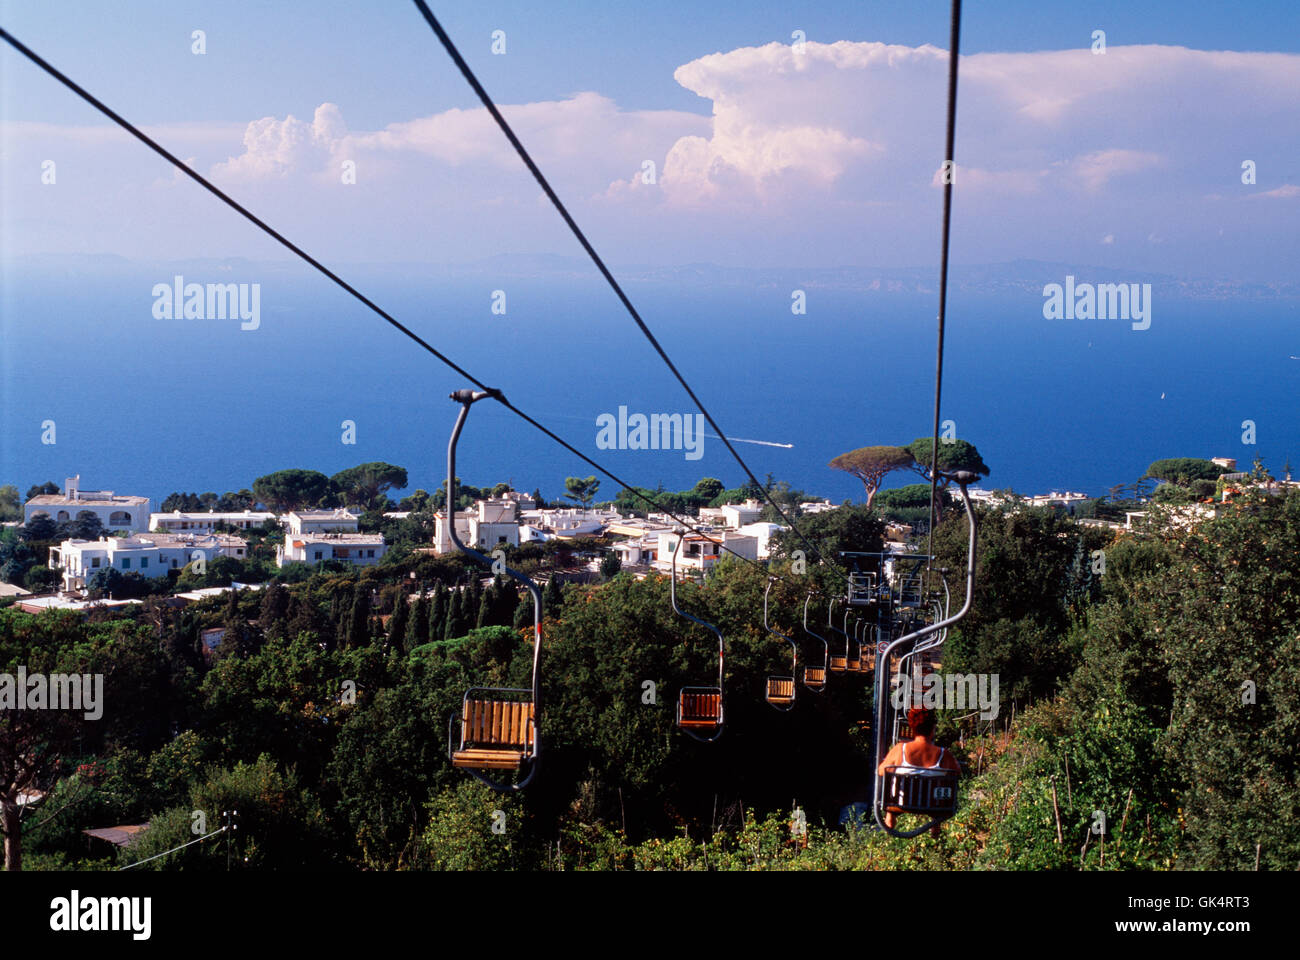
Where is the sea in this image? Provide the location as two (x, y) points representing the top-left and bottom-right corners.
(2, 255), (1297, 508)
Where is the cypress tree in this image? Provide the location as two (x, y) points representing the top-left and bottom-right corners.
(512, 596), (531, 631)
(408, 594), (430, 653)
(492, 575), (516, 626)
(544, 575), (564, 613)
(476, 584), (493, 629)
(387, 588), (409, 648)
(445, 587), (468, 640)
(286, 594), (327, 645)
(348, 584), (370, 648)
(467, 576), (483, 620)
(258, 582), (290, 638)
(430, 581), (448, 641)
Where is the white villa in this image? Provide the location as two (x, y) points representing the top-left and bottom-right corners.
(276, 509), (386, 567)
(737, 521), (787, 560)
(611, 532), (660, 568)
(25, 476), (152, 533)
(605, 517), (674, 538)
(283, 509), (361, 536)
(50, 533), (247, 592)
(277, 532), (386, 568)
(654, 529), (759, 576)
(151, 509), (276, 533)
(799, 499), (838, 515)
(519, 506), (616, 542)
(433, 499), (521, 555)
(698, 499), (764, 529)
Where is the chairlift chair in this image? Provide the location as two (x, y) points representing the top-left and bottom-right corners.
(844, 611), (862, 673)
(444, 389), (541, 791)
(763, 579), (797, 711)
(670, 537), (724, 741)
(801, 594), (828, 691)
(873, 471), (981, 838)
(846, 569), (877, 606)
(827, 598), (849, 672)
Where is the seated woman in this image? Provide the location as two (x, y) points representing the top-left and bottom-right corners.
(876, 706), (961, 837)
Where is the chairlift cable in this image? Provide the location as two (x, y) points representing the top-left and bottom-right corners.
(409, 0), (842, 583)
(926, 0), (963, 567)
(0, 27), (829, 590)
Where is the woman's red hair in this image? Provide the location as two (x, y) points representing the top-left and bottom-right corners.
(907, 707), (936, 737)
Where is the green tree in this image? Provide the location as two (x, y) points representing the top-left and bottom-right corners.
(828, 446), (914, 509)
(430, 582), (448, 642)
(24, 481), (58, 501)
(693, 478), (725, 502)
(252, 469), (332, 512)
(600, 551), (622, 581)
(544, 576), (564, 614)
(0, 485), (20, 522)
(1144, 457), (1228, 485)
(408, 594), (431, 654)
(906, 437), (991, 484)
(444, 588), (470, 640)
(20, 514), (57, 542)
(331, 462), (409, 512)
(348, 585), (372, 648)
(387, 590), (410, 648)
(564, 476), (601, 511)
(258, 582), (291, 639)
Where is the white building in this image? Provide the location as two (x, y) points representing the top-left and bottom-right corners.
(605, 517), (674, 538)
(737, 521), (787, 560)
(519, 506), (615, 542)
(799, 499), (838, 515)
(50, 533), (247, 592)
(433, 499), (521, 554)
(150, 509), (275, 533)
(283, 509), (360, 536)
(25, 476), (152, 533)
(277, 532), (386, 568)
(699, 499), (763, 530)
(611, 533), (660, 567)
(501, 490), (537, 511)
(654, 530), (759, 576)
(1024, 490), (1091, 509)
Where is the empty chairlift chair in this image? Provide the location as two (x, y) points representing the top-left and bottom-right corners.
(762, 579), (797, 711)
(847, 569), (877, 606)
(845, 611), (862, 673)
(801, 594), (828, 692)
(827, 598), (850, 672)
(443, 388), (542, 791)
(670, 538), (725, 741)
(858, 620), (877, 672)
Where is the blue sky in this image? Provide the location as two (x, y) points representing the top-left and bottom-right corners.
(4, 1), (1299, 277)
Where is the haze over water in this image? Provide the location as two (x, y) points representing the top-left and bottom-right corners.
(3, 258), (1296, 507)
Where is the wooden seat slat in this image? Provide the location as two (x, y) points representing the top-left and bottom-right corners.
(460, 699), (535, 750)
(678, 691), (722, 726)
